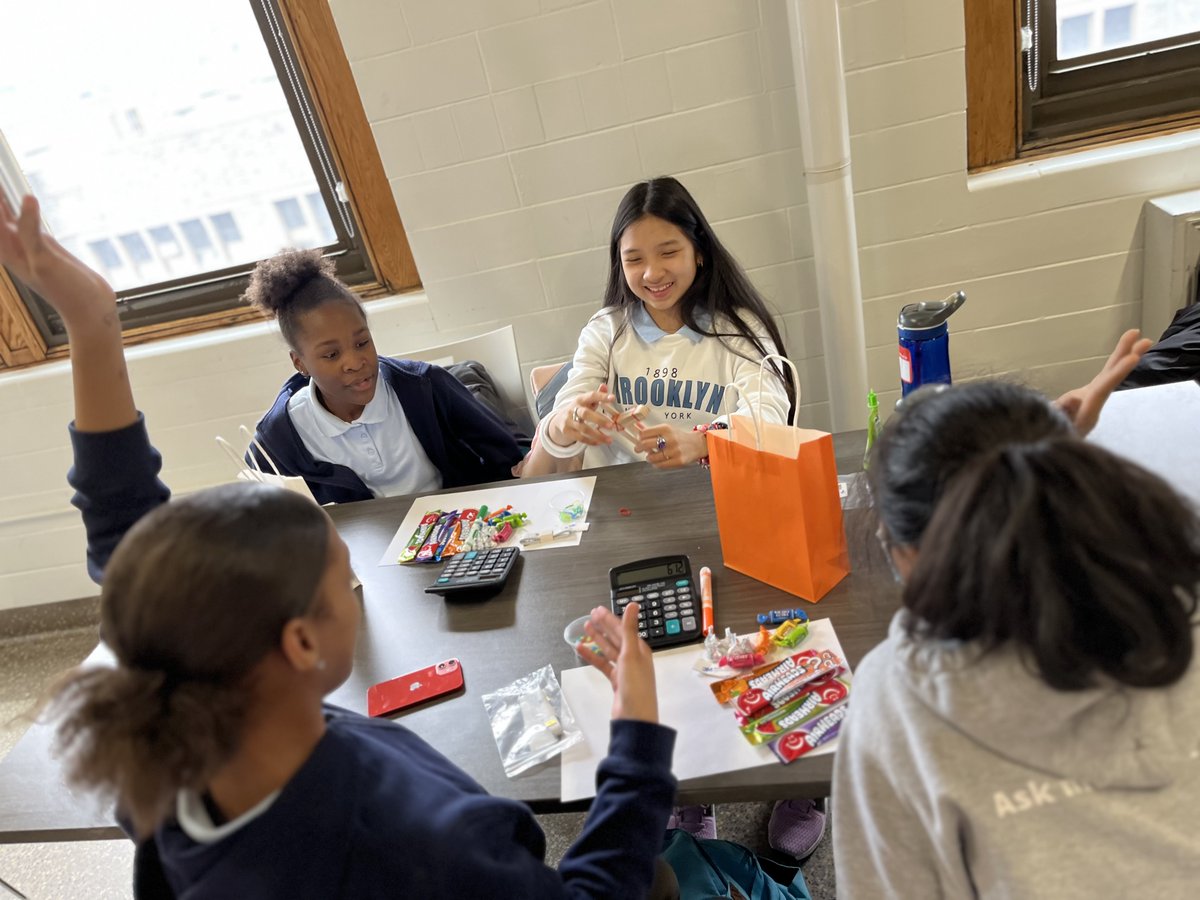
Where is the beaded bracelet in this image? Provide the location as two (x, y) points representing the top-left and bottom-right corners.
(693, 421), (729, 468)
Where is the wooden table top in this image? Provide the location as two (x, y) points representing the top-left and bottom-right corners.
(0, 430), (900, 843)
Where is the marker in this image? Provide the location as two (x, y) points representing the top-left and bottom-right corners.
(699, 566), (714, 635)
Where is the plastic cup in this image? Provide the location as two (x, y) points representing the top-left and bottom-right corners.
(550, 489), (587, 524)
(564, 614), (602, 659)
(563, 615), (590, 649)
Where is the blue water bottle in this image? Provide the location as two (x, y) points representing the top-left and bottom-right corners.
(897, 291), (966, 398)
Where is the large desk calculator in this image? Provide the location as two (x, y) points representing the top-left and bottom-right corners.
(609, 555), (704, 650)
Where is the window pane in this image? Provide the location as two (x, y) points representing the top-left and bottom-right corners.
(0, 0), (344, 295)
(1058, 0), (1200, 60)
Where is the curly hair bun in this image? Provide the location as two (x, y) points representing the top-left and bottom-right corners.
(244, 248), (338, 318)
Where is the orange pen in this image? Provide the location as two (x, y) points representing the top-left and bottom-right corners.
(699, 566), (714, 635)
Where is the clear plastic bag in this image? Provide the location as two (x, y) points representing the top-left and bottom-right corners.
(481, 664), (584, 777)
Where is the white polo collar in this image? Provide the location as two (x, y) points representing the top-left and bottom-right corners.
(630, 303), (710, 345)
(307, 364), (389, 437)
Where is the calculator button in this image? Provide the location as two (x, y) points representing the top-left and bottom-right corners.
(638, 629), (648, 639)
(648, 617), (663, 628)
(662, 604), (677, 613)
(665, 619), (681, 635)
(675, 579), (689, 587)
(681, 616), (697, 631)
(661, 589), (675, 597)
(650, 626), (665, 637)
(664, 611), (678, 619)
(437, 577), (451, 584)
(677, 589), (692, 599)
(464, 551), (477, 559)
(631, 594), (645, 603)
(645, 591), (660, 600)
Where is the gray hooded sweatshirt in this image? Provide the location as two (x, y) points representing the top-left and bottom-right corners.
(833, 612), (1200, 899)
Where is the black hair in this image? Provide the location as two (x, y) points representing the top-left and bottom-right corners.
(870, 381), (1199, 690)
(244, 248), (364, 350)
(47, 483), (331, 836)
(602, 176), (796, 419)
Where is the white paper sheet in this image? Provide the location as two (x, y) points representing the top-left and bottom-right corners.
(559, 618), (851, 801)
(1088, 380), (1200, 506)
(378, 476), (597, 566)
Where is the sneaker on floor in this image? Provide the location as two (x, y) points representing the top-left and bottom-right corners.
(667, 804), (717, 841)
(767, 799), (826, 859)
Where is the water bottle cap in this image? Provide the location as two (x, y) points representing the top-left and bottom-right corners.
(898, 291), (966, 329)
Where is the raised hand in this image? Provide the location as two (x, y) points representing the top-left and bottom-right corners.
(0, 195), (117, 327)
(0, 194), (134, 431)
(1054, 329), (1152, 437)
(575, 603), (659, 723)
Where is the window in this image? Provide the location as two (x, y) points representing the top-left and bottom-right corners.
(966, 1), (1200, 169)
(210, 212), (242, 245)
(118, 233), (153, 266)
(0, 0), (418, 370)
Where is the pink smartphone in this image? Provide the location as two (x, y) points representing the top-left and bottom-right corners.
(367, 658), (464, 717)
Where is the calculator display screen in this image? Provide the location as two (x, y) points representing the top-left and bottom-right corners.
(615, 560), (687, 587)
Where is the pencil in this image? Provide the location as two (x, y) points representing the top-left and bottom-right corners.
(699, 566), (714, 635)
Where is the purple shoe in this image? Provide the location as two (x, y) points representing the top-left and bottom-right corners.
(767, 799), (826, 859)
(667, 804), (717, 841)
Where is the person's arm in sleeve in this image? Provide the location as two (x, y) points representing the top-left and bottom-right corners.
(537, 314), (623, 459)
(418, 719), (675, 899)
(1, 195), (169, 583)
(832, 681), (972, 900)
(422, 604), (675, 899)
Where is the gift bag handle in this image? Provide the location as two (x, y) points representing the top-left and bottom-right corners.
(215, 427), (286, 482)
(238, 425), (286, 478)
(215, 435), (260, 482)
(714, 354), (804, 451)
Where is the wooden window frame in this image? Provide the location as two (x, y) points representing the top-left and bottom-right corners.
(0, 0), (419, 371)
(966, 0), (1200, 172)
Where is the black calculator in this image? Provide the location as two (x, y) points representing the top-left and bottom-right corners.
(424, 546), (520, 598)
(609, 555), (704, 649)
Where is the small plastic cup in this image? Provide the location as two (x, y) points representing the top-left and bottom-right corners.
(564, 614), (601, 659)
(550, 489), (587, 524)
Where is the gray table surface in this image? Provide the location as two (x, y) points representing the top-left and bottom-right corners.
(0, 429), (898, 843)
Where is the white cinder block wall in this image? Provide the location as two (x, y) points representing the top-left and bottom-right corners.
(4, 0), (1200, 610)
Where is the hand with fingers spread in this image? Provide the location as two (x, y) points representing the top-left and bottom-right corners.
(633, 422), (707, 469)
(1054, 329), (1153, 438)
(574, 603), (659, 723)
(549, 383), (620, 447)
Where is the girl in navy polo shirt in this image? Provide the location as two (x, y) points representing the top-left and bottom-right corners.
(247, 249), (523, 504)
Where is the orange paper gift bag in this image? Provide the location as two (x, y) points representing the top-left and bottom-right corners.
(706, 357), (849, 601)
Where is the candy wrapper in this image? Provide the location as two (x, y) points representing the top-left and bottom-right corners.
(481, 664), (583, 778)
(734, 650), (842, 720)
(693, 623), (810, 678)
(709, 648), (839, 706)
(769, 704), (849, 764)
(400, 510), (443, 564)
(738, 674), (851, 741)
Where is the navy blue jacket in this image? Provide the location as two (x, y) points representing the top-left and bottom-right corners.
(252, 357), (524, 504)
(66, 417), (676, 899)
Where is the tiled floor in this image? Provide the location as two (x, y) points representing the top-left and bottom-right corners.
(0, 619), (835, 899)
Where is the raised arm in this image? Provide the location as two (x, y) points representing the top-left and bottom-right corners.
(1, 195), (167, 580)
(1054, 329), (1152, 437)
(0, 196), (135, 431)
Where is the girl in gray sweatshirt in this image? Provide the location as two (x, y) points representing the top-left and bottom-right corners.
(834, 380), (1200, 899)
